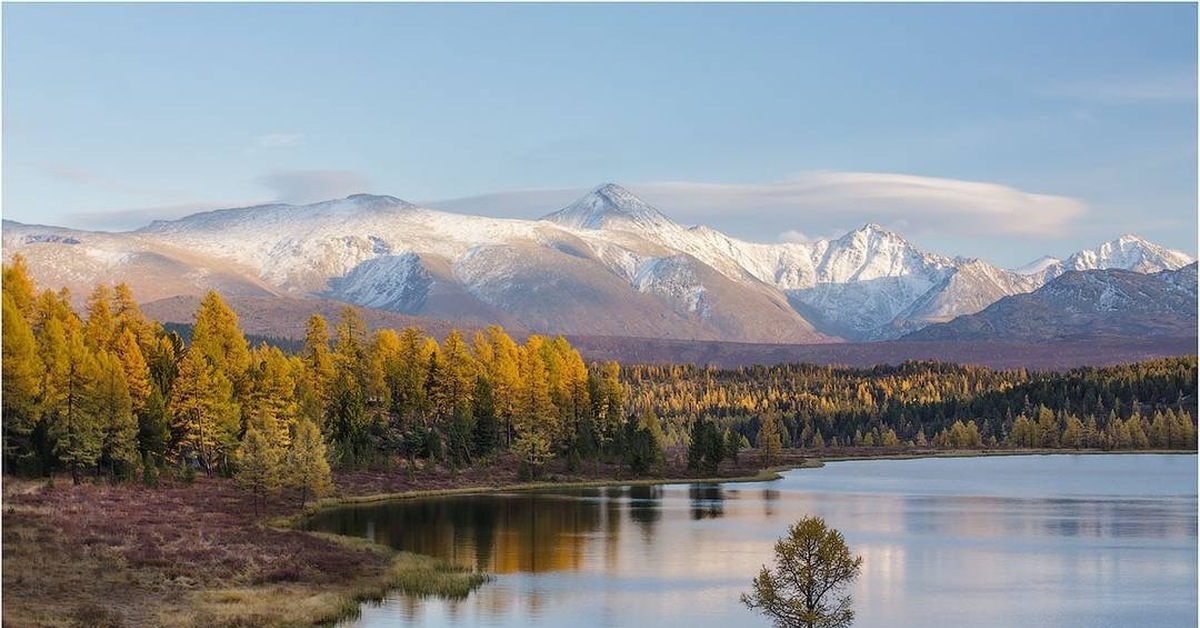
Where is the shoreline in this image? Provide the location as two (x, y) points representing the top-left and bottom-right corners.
(4, 449), (1193, 627)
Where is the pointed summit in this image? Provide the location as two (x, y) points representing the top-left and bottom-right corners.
(541, 183), (678, 232)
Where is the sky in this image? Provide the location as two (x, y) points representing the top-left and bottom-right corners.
(2, 3), (1196, 268)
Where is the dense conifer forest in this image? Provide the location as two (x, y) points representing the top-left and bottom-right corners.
(3, 254), (1195, 497)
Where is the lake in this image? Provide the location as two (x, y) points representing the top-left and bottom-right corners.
(306, 454), (1198, 627)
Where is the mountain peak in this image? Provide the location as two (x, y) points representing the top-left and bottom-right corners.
(541, 183), (677, 232)
(1066, 233), (1194, 274)
(343, 193), (413, 207)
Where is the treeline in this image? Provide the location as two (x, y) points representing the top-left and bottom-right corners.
(624, 359), (1198, 452)
(4, 254), (1195, 498)
(1, 256), (649, 496)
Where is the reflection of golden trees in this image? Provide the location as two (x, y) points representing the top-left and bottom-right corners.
(311, 494), (608, 574)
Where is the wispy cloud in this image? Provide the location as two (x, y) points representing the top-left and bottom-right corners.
(253, 133), (305, 148)
(1046, 69), (1197, 105)
(255, 169), (371, 204)
(426, 172), (1088, 240)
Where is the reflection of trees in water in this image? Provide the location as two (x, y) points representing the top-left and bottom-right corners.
(308, 494), (605, 573)
(605, 488), (623, 571)
(762, 488), (780, 517)
(627, 485), (663, 543)
(689, 484), (725, 520)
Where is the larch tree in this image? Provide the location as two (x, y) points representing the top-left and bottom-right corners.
(742, 516), (864, 628)
(2, 253), (37, 317)
(93, 350), (139, 478)
(83, 284), (117, 352)
(287, 418), (333, 508)
(300, 313), (336, 422)
(168, 349), (239, 474)
(45, 324), (102, 484)
(759, 411), (784, 467)
(236, 424), (283, 515)
(2, 291), (44, 473)
(190, 290), (251, 395)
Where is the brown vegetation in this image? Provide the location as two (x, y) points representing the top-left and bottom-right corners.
(1, 448), (792, 628)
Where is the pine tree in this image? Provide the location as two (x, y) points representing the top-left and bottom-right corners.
(471, 376), (500, 457)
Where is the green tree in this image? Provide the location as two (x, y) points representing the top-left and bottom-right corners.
(93, 350), (139, 479)
(724, 428), (743, 468)
(688, 418), (725, 475)
(741, 516), (864, 628)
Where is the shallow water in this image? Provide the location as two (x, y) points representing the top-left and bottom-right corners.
(306, 454), (1198, 627)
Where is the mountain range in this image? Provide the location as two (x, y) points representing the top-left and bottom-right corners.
(2, 183), (1194, 345)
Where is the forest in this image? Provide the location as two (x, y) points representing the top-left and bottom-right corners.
(2, 253), (1196, 499)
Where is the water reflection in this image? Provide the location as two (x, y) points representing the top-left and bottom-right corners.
(312, 455), (1197, 628)
(688, 484), (725, 520)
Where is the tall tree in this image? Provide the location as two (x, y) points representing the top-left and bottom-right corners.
(237, 425), (283, 515)
(45, 325), (102, 484)
(287, 418), (333, 508)
(2, 253), (37, 317)
(92, 350), (139, 479)
(759, 411), (784, 467)
(2, 292), (44, 473)
(168, 349), (239, 474)
(190, 290), (251, 393)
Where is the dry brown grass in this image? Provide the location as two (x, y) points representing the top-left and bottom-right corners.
(1, 476), (395, 627)
(1, 451), (795, 627)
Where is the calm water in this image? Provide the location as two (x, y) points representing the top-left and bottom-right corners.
(307, 455), (1198, 627)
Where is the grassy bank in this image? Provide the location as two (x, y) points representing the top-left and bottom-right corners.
(8, 448), (1177, 626)
(2, 451), (812, 627)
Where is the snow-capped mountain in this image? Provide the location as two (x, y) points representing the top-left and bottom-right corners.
(1014, 235), (1193, 284)
(3, 183), (1194, 343)
(906, 264), (1198, 342)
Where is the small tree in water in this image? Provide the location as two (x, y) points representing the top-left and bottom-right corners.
(741, 516), (863, 628)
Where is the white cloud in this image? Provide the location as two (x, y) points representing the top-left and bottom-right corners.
(255, 170), (371, 204)
(659, 171), (1087, 238)
(253, 133), (305, 148)
(428, 172), (1087, 240)
(779, 229), (811, 243)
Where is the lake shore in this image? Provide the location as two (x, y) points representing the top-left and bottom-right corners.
(2, 447), (1189, 627)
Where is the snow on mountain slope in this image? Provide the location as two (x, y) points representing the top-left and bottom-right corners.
(1063, 234), (1193, 274)
(905, 263), (1198, 342)
(3, 184), (1193, 343)
(1015, 255), (1062, 277)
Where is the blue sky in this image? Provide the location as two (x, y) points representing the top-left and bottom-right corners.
(3, 3), (1196, 267)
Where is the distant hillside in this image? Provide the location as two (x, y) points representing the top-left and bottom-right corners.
(904, 264), (1198, 342)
